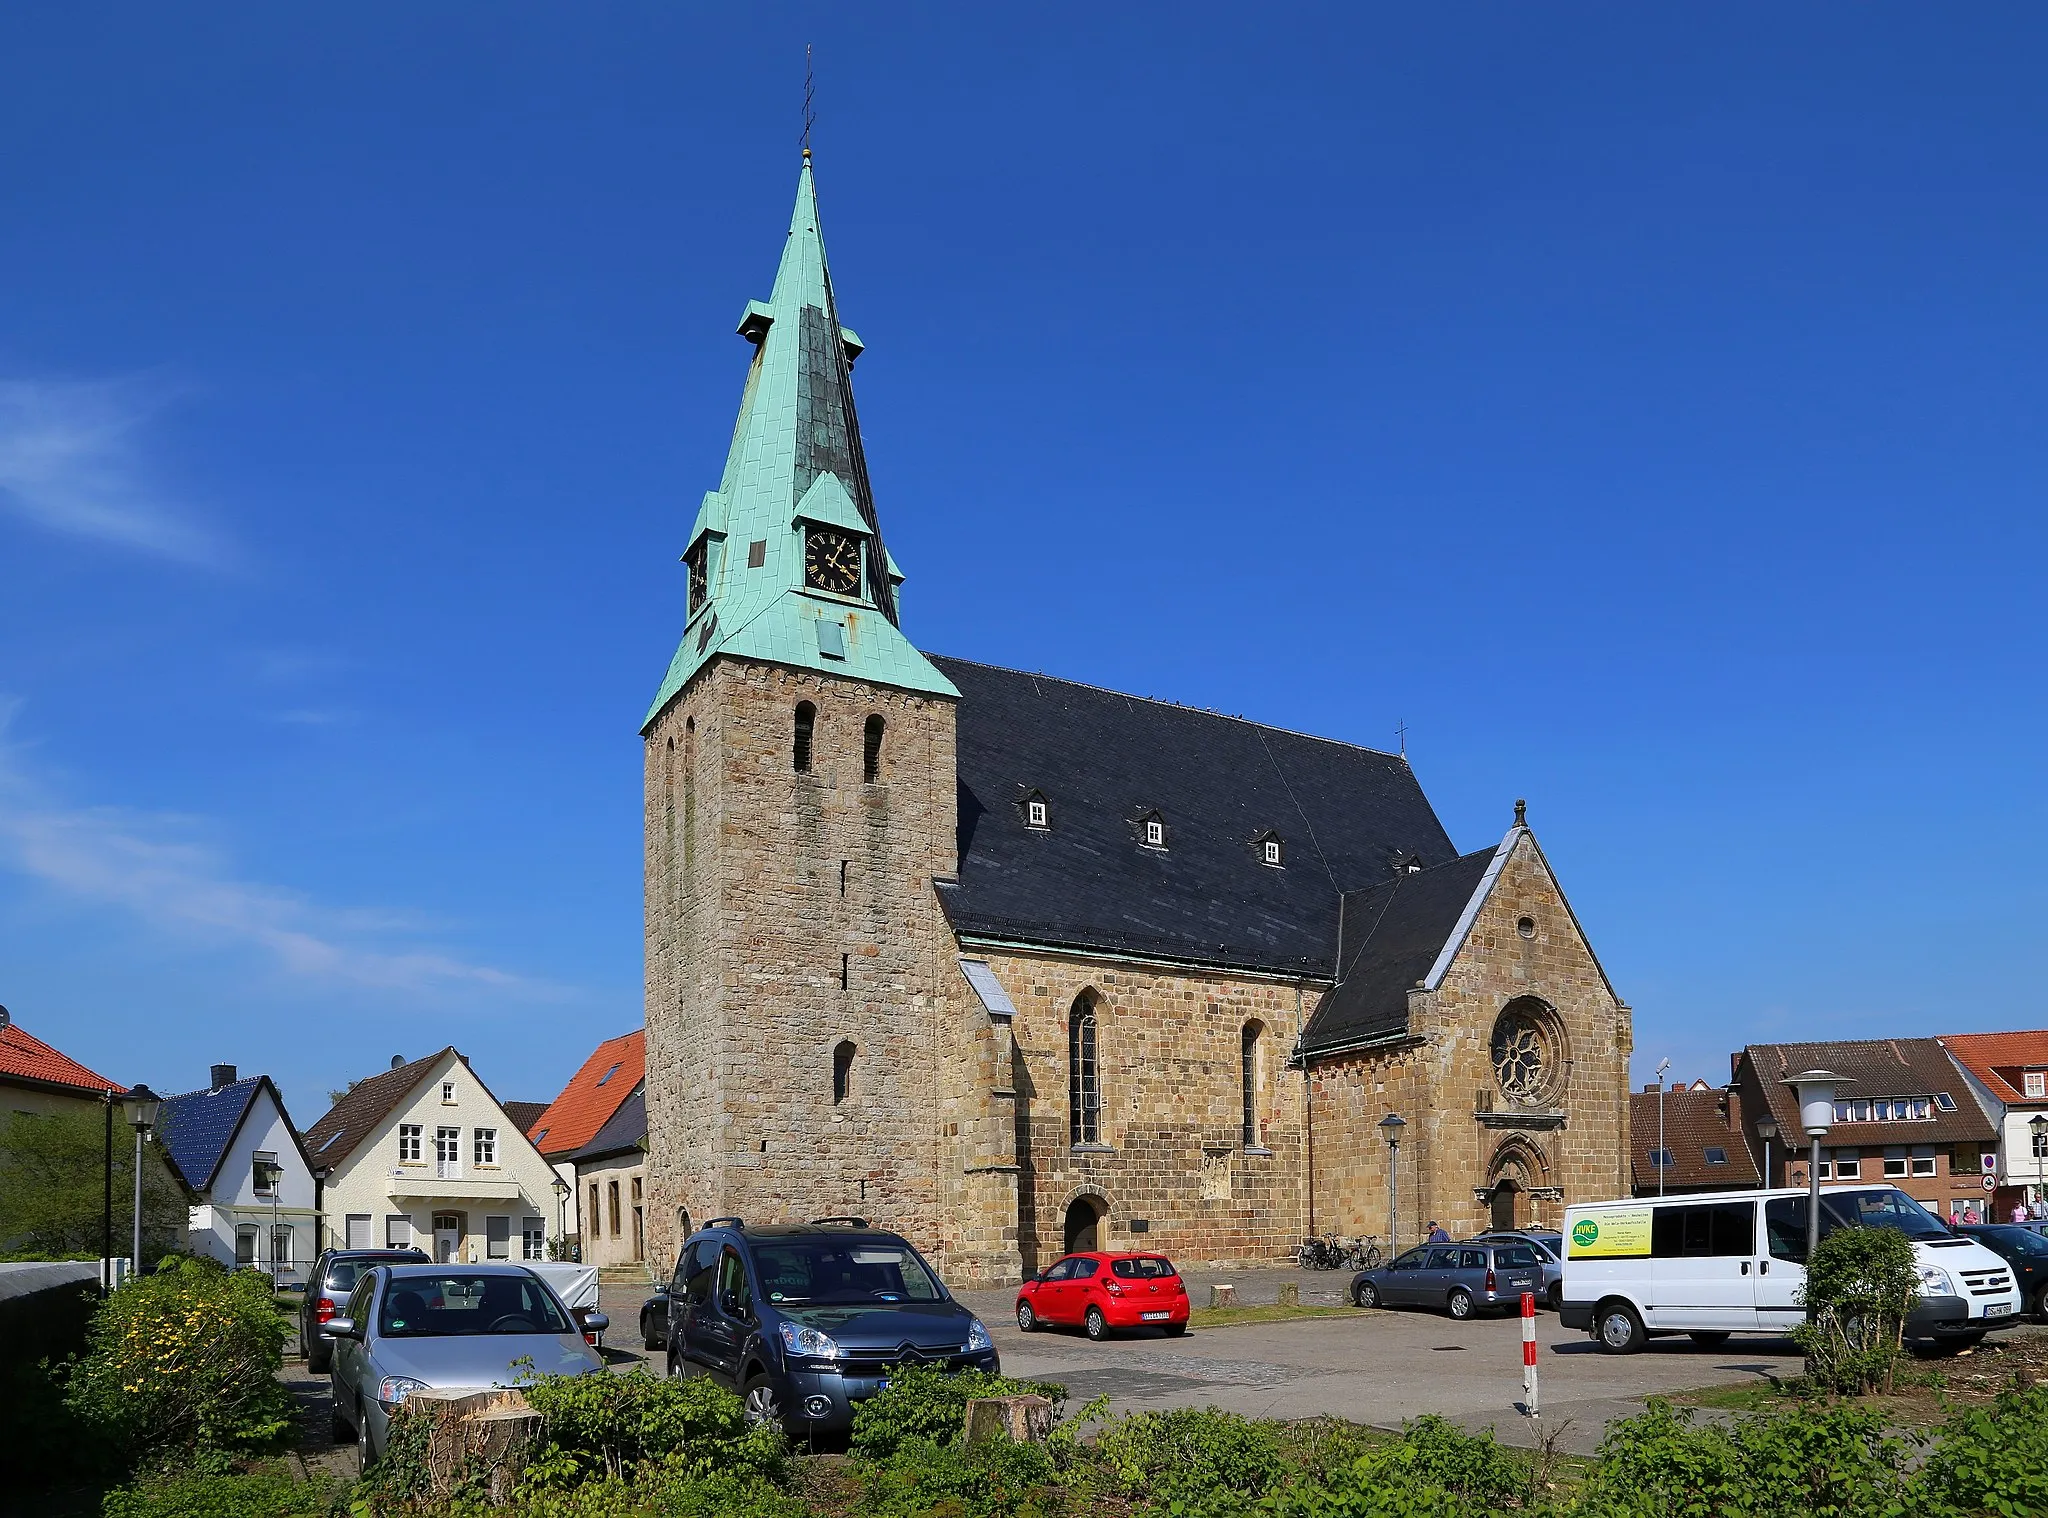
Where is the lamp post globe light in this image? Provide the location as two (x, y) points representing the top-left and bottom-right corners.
(1654, 1058), (1672, 1198)
(1378, 1114), (1406, 1253)
(1783, 1070), (1849, 1265)
(1754, 1116), (1778, 1192)
(2030, 1114), (2047, 1213)
(255, 1158), (286, 1292)
(125, 1083), (162, 1275)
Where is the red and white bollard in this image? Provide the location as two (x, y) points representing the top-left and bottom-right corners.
(1520, 1291), (1539, 1419)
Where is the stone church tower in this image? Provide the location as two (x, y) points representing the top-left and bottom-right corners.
(642, 156), (1631, 1286)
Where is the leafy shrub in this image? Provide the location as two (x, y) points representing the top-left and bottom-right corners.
(1574, 1396), (1910, 1517)
(519, 1368), (785, 1487)
(65, 1255), (296, 1466)
(1092, 1406), (1286, 1510)
(855, 1433), (1064, 1517)
(100, 1465), (346, 1518)
(848, 1364), (1067, 1460)
(1266, 1416), (1534, 1518)
(1794, 1225), (1919, 1394)
(1910, 1384), (2048, 1518)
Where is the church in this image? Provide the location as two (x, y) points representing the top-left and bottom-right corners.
(641, 155), (1632, 1286)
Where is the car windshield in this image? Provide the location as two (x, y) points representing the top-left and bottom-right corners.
(377, 1272), (572, 1337)
(1495, 1246), (1538, 1268)
(1111, 1256), (1177, 1279)
(1822, 1188), (1952, 1240)
(752, 1238), (945, 1305)
(1980, 1226), (2048, 1256)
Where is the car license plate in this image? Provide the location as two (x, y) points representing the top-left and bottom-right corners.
(1141, 1310), (1169, 1321)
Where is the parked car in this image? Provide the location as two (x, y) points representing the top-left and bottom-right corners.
(1472, 1230), (1564, 1310)
(325, 1263), (607, 1472)
(1350, 1240), (1544, 1319)
(1015, 1251), (1190, 1340)
(1955, 1224), (2048, 1320)
(299, 1247), (427, 1371)
(652, 1216), (996, 1436)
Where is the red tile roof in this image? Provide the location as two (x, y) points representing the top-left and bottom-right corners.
(529, 1030), (644, 1160)
(0, 1020), (123, 1095)
(1940, 1031), (2048, 1106)
(1628, 1087), (1762, 1192)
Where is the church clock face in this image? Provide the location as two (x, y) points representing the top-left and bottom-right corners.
(804, 529), (862, 595)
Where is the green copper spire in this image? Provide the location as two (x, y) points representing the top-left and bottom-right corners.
(643, 157), (958, 730)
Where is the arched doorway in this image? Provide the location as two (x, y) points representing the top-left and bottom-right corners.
(1490, 1179), (1522, 1232)
(1063, 1194), (1106, 1254)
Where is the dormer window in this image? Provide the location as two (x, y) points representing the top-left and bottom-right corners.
(1253, 831), (1284, 867)
(2027, 1071), (2046, 1098)
(1141, 814), (1167, 850)
(1020, 790), (1049, 830)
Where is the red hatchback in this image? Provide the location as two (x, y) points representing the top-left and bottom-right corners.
(1015, 1252), (1190, 1340)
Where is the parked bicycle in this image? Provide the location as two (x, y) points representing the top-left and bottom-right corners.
(1297, 1234), (1384, 1271)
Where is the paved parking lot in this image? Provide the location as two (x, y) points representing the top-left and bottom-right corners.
(599, 1269), (1807, 1454)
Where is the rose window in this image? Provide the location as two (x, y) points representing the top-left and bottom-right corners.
(1491, 1015), (1547, 1102)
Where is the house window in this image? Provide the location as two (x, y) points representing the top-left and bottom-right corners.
(1647, 1149), (1675, 1170)
(1069, 995), (1101, 1147)
(1143, 818), (1166, 849)
(271, 1225), (294, 1270)
(589, 1184), (601, 1237)
(442, 1080), (457, 1104)
(2027, 1072), (2046, 1098)
(794, 702), (816, 773)
(1835, 1151), (1861, 1179)
(474, 1127), (496, 1166)
(436, 1126), (461, 1175)
(1882, 1148), (1908, 1178)
(1241, 1022), (1263, 1148)
(252, 1150), (278, 1196)
(1909, 1096), (1931, 1120)
(596, 1063), (621, 1087)
(1262, 838), (1283, 867)
(2034, 1128), (2048, 1160)
(608, 1180), (622, 1236)
(386, 1215), (413, 1249)
(398, 1124), (423, 1163)
(1935, 1092), (1958, 1111)
(533, 1128), (549, 1147)
(522, 1219), (546, 1260)
(1910, 1147), (1937, 1177)
(1815, 1156), (1831, 1181)
(235, 1227), (258, 1266)
(832, 1041), (855, 1105)
(1026, 797), (1048, 829)
(486, 1216), (511, 1260)
(1704, 1147), (1728, 1166)
(344, 1214), (372, 1250)
(863, 715), (884, 783)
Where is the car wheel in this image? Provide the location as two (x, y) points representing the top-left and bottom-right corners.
(1017, 1301), (1038, 1332)
(1688, 1331), (1732, 1347)
(2033, 1285), (2048, 1324)
(356, 1403), (375, 1476)
(642, 1313), (663, 1351)
(307, 1339), (330, 1374)
(1354, 1280), (1382, 1310)
(665, 1343), (684, 1379)
(1084, 1306), (1109, 1341)
(1547, 1283), (1563, 1313)
(1596, 1300), (1646, 1354)
(328, 1392), (351, 1446)
(1446, 1288), (1474, 1321)
(1164, 1322), (1188, 1336)
(741, 1372), (785, 1431)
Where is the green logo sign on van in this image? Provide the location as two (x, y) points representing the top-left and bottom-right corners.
(1572, 1219), (1599, 1248)
(1568, 1207), (1654, 1257)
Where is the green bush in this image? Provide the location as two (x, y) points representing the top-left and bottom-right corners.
(100, 1466), (346, 1518)
(1794, 1225), (1919, 1395)
(847, 1364), (1068, 1460)
(519, 1368), (785, 1487)
(1910, 1384), (2048, 1518)
(1266, 1416), (1535, 1518)
(65, 1255), (296, 1467)
(1091, 1406), (1287, 1510)
(856, 1434), (1064, 1517)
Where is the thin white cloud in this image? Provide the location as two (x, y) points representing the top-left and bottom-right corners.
(0, 377), (229, 567)
(0, 708), (563, 1001)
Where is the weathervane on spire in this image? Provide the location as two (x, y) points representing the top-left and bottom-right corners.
(802, 43), (816, 160)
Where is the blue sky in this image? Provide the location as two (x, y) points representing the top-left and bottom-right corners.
(2, 6), (2045, 1123)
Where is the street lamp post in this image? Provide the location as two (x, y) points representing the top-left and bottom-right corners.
(101, 1086), (115, 1295)
(552, 1176), (572, 1260)
(1784, 1070), (1850, 1265)
(2030, 1114), (2047, 1215)
(312, 1165), (332, 1255)
(125, 1084), (162, 1275)
(256, 1158), (286, 1293)
(1654, 1059), (1671, 1198)
(1754, 1117), (1778, 1192)
(1378, 1114), (1407, 1253)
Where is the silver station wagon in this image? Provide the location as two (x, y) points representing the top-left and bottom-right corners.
(1350, 1240), (1545, 1319)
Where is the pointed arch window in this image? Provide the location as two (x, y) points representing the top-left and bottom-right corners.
(863, 715), (884, 783)
(832, 1041), (855, 1105)
(1241, 1021), (1264, 1148)
(1069, 995), (1101, 1147)
(793, 702), (816, 774)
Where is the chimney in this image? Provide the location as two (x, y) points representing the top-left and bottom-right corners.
(1671, 1082), (1686, 1093)
(1724, 1086), (1744, 1133)
(390, 1054), (405, 1070)
(1642, 1082), (1659, 1094)
(209, 1063), (237, 1091)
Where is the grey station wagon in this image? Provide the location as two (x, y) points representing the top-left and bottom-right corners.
(1351, 1240), (1545, 1319)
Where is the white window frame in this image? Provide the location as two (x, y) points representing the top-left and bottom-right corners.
(1815, 1156), (1832, 1180)
(1910, 1147), (1937, 1177)
(441, 1080), (457, 1104)
(344, 1213), (372, 1250)
(473, 1127), (497, 1166)
(486, 1215), (511, 1260)
(235, 1226), (258, 1266)
(1144, 819), (1165, 848)
(1262, 839), (1283, 866)
(398, 1124), (423, 1163)
(1835, 1152), (1860, 1178)
(1882, 1149), (1908, 1179)
(522, 1218), (546, 1260)
(251, 1149), (278, 1196)
(385, 1214), (413, 1249)
(2026, 1071), (2046, 1098)
(1027, 799), (1048, 828)
(435, 1125), (462, 1177)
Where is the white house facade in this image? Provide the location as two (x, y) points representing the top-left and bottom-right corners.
(303, 1048), (564, 1264)
(158, 1065), (317, 1286)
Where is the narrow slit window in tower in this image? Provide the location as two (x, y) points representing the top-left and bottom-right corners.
(863, 715), (884, 782)
(794, 702), (816, 773)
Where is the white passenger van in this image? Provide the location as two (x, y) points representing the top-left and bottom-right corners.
(1560, 1185), (2021, 1353)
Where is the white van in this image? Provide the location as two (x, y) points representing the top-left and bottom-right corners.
(1560, 1185), (2021, 1353)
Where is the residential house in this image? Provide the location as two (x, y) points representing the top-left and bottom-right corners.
(1628, 1081), (1761, 1196)
(1730, 1040), (1999, 1221)
(302, 1049), (562, 1264)
(157, 1063), (316, 1285)
(502, 1101), (549, 1137)
(527, 1030), (643, 1249)
(1939, 1031), (2048, 1216)
(1, 1011), (124, 1119)
(568, 1081), (647, 1269)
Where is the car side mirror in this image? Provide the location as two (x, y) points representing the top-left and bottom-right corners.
(582, 1311), (609, 1334)
(321, 1317), (359, 1340)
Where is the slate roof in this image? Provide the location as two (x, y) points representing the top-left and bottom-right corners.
(1938, 1031), (2048, 1107)
(0, 1020), (122, 1096)
(1298, 848), (1498, 1055)
(530, 1031), (645, 1160)
(1734, 1040), (1997, 1147)
(157, 1075), (309, 1194)
(1628, 1087), (1762, 1192)
(502, 1101), (549, 1135)
(568, 1083), (646, 1165)
(301, 1050), (455, 1166)
(933, 656), (1459, 978)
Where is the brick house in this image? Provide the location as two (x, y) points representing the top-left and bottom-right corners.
(1627, 1082), (1762, 1196)
(1938, 1031), (2048, 1216)
(639, 155), (1631, 1285)
(1730, 1040), (1999, 1222)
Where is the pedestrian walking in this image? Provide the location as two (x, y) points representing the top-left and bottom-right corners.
(1426, 1220), (1450, 1243)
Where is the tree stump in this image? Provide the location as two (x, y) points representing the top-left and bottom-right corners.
(1276, 1282), (1300, 1307)
(409, 1388), (543, 1503)
(1208, 1283), (1235, 1309)
(964, 1394), (1055, 1447)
